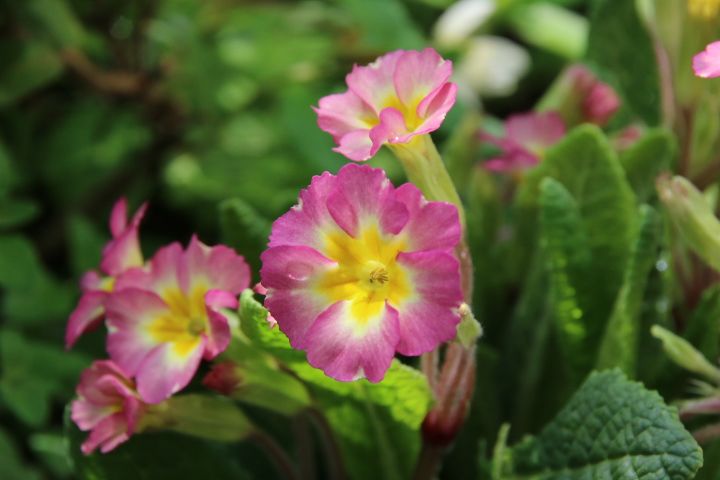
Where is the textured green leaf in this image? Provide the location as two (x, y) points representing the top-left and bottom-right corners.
(538, 178), (591, 376)
(586, 0), (660, 124)
(620, 129), (675, 202)
(521, 126), (637, 378)
(596, 205), (660, 376)
(507, 370), (703, 480)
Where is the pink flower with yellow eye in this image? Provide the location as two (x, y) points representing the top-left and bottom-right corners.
(105, 237), (250, 403)
(66, 198), (147, 348)
(693, 41), (720, 78)
(260, 164), (463, 382)
(314, 48), (457, 161)
(71, 360), (144, 455)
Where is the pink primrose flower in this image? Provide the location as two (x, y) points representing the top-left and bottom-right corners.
(481, 112), (566, 172)
(66, 198), (147, 348)
(314, 48), (457, 161)
(693, 41), (720, 78)
(105, 236), (251, 403)
(260, 164), (463, 382)
(71, 360), (144, 455)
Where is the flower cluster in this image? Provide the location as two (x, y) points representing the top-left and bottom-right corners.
(67, 199), (250, 452)
(260, 164), (464, 382)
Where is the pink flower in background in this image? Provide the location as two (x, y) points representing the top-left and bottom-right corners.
(582, 81), (620, 126)
(260, 164), (463, 382)
(314, 48), (457, 161)
(105, 237), (250, 403)
(693, 41), (720, 78)
(71, 360), (144, 455)
(66, 198), (147, 348)
(481, 112), (566, 172)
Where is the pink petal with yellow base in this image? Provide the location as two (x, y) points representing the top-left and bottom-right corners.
(315, 48), (457, 161)
(303, 301), (400, 382)
(261, 164), (463, 382)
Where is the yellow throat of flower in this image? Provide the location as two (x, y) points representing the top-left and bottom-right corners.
(689, 0), (720, 19)
(149, 285), (209, 355)
(316, 224), (412, 328)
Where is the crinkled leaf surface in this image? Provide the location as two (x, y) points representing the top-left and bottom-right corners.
(505, 370), (703, 480)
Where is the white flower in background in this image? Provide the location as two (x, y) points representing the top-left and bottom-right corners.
(456, 36), (530, 98)
(433, 0), (497, 49)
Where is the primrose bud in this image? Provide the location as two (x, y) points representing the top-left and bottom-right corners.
(651, 325), (720, 384)
(657, 174), (720, 273)
(204, 361), (311, 416)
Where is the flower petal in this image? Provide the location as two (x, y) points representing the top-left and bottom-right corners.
(303, 301), (400, 382)
(105, 288), (170, 376)
(135, 338), (206, 404)
(505, 111), (566, 151)
(182, 236), (250, 295)
(66, 291), (107, 348)
(394, 251), (462, 355)
(261, 245), (336, 348)
(314, 90), (377, 142)
(333, 130), (374, 162)
(394, 183), (461, 252)
(393, 48), (453, 109)
(694, 41), (720, 78)
(269, 172), (337, 249)
(81, 414), (130, 455)
(346, 50), (405, 112)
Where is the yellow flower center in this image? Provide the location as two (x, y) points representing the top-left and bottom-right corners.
(148, 285), (209, 356)
(689, 0), (720, 19)
(315, 224), (412, 327)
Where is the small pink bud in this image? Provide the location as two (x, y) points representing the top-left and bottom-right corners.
(203, 362), (243, 396)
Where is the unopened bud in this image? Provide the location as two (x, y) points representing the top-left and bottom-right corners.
(651, 325), (720, 384)
(456, 303), (483, 349)
(204, 361), (311, 416)
(656, 174), (720, 272)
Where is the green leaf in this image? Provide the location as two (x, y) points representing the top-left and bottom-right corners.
(586, 0), (660, 125)
(336, 0), (425, 51)
(66, 215), (105, 277)
(506, 370), (703, 480)
(0, 235), (75, 325)
(596, 205), (660, 376)
(0, 40), (63, 107)
(0, 329), (89, 427)
(684, 284), (720, 363)
(506, 3), (588, 59)
(520, 125), (637, 378)
(22, 0), (87, 48)
(620, 129), (675, 202)
(538, 177), (592, 377)
(0, 198), (40, 229)
(237, 289), (432, 480)
(0, 427), (42, 480)
(67, 421), (251, 480)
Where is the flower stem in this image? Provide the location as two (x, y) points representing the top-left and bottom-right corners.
(251, 430), (301, 480)
(306, 408), (347, 480)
